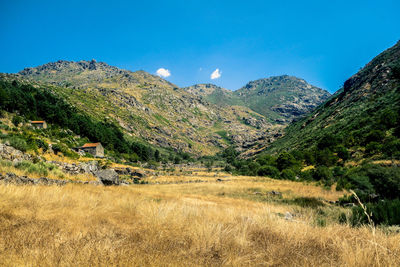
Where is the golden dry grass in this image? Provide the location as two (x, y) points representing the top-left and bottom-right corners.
(0, 176), (399, 266)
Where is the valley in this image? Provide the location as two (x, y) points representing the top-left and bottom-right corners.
(1, 173), (399, 266)
(0, 37), (399, 267)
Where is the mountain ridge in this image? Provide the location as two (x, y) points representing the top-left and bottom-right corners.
(13, 61), (282, 155)
(184, 75), (331, 123)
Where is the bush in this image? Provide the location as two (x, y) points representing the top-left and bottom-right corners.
(35, 139), (49, 152)
(363, 164), (400, 200)
(52, 143), (79, 159)
(336, 145), (350, 161)
(290, 197), (325, 208)
(300, 169), (313, 181)
(256, 154), (277, 167)
(316, 148), (338, 166)
(378, 109), (398, 129)
(365, 142), (382, 156)
(15, 161), (49, 176)
(224, 164), (232, 172)
(303, 150), (316, 165)
(281, 169), (297, 180)
(351, 199), (400, 226)
(382, 138), (400, 158)
(12, 115), (23, 126)
(317, 134), (340, 150)
(277, 152), (300, 171)
(257, 165), (280, 178)
(364, 130), (385, 144)
(312, 166), (332, 181)
(7, 136), (28, 152)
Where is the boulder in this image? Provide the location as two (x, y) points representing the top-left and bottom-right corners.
(95, 169), (119, 185)
(80, 161), (99, 174)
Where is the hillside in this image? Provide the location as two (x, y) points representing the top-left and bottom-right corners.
(220, 41), (400, 227)
(183, 83), (244, 107)
(267, 41), (400, 154)
(15, 60), (282, 155)
(185, 76), (331, 123)
(235, 75), (331, 123)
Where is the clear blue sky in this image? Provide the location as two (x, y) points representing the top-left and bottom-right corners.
(1, 0), (399, 93)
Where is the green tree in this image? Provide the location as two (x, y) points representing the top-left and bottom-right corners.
(277, 152), (299, 171)
(257, 166), (280, 178)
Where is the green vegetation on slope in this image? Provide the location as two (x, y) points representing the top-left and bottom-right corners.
(185, 76), (331, 123)
(222, 41), (400, 226)
(234, 75), (331, 122)
(0, 79), (161, 162)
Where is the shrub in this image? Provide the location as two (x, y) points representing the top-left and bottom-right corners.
(303, 150), (316, 165)
(338, 212), (348, 224)
(224, 164), (232, 172)
(362, 164), (400, 200)
(14, 161), (53, 177)
(351, 199), (400, 226)
(317, 134), (340, 150)
(316, 148), (338, 166)
(52, 143), (79, 159)
(365, 142), (382, 156)
(257, 165), (280, 178)
(336, 145), (350, 161)
(35, 139), (49, 152)
(12, 115), (23, 126)
(300, 169), (313, 181)
(7, 136), (28, 152)
(280, 169), (296, 180)
(256, 154), (277, 167)
(277, 152), (300, 171)
(290, 197), (325, 208)
(364, 130), (385, 144)
(312, 166), (332, 181)
(382, 138), (400, 158)
(378, 109), (398, 129)
(0, 159), (13, 167)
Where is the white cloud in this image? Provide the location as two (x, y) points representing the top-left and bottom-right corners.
(156, 68), (171, 78)
(210, 68), (221, 79)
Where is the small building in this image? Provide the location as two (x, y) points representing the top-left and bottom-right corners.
(31, 121), (47, 129)
(79, 142), (104, 157)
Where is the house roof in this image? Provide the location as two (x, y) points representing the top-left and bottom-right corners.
(82, 142), (101, 148)
(31, 121), (45, 124)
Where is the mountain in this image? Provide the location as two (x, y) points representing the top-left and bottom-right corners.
(266, 40), (400, 155)
(185, 76), (331, 123)
(15, 60), (282, 155)
(183, 84), (244, 107)
(235, 75), (331, 123)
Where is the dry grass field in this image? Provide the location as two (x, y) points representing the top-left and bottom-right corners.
(0, 174), (399, 266)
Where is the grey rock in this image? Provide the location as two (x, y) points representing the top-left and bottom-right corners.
(285, 212), (294, 221)
(80, 161), (99, 174)
(95, 169), (119, 185)
(0, 173), (66, 186)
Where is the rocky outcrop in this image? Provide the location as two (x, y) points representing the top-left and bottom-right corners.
(0, 173), (68, 185)
(95, 169), (119, 185)
(49, 160), (100, 175)
(0, 143), (33, 162)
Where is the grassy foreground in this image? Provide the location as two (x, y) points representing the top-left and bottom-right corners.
(0, 175), (399, 266)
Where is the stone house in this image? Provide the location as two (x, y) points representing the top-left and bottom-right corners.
(79, 143), (104, 157)
(31, 121), (47, 129)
